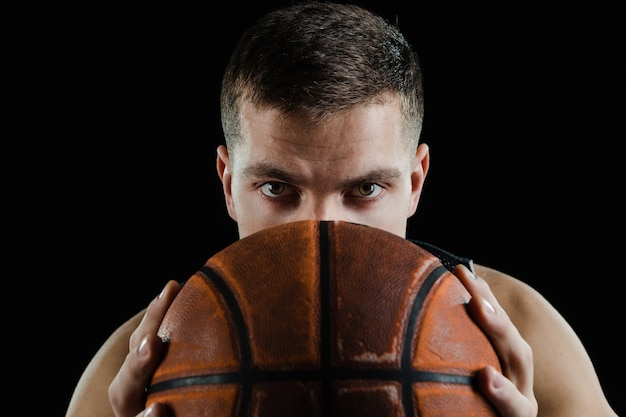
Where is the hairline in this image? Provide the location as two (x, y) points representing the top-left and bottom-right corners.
(225, 92), (421, 167)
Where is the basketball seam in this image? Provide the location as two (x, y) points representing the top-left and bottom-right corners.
(146, 224), (479, 415)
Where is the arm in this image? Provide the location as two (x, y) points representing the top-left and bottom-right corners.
(455, 264), (618, 417)
(65, 280), (180, 417)
(68, 268), (617, 417)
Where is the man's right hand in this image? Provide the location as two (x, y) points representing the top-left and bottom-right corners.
(108, 280), (180, 417)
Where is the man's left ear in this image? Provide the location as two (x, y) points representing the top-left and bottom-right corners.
(408, 143), (430, 216)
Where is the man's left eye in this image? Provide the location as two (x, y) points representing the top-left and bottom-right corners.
(357, 183), (382, 197)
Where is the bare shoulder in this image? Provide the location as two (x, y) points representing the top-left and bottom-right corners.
(472, 263), (549, 329)
(472, 263), (618, 416)
(65, 310), (145, 417)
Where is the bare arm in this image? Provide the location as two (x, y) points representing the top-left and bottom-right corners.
(67, 266), (617, 417)
(65, 280), (180, 417)
(65, 311), (143, 417)
(458, 264), (618, 417)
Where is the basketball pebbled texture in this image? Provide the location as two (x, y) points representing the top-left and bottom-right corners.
(146, 220), (501, 416)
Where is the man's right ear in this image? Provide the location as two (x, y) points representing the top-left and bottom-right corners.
(216, 145), (237, 221)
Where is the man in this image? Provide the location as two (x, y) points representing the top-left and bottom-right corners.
(65, 2), (618, 416)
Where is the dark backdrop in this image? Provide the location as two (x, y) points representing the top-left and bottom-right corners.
(7, 1), (623, 415)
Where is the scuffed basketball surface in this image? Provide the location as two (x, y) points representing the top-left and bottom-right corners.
(146, 220), (501, 416)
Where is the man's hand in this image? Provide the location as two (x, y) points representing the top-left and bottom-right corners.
(107, 269), (540, 417)
(454, 264), (538, 417)
(108, 280), (180, 417)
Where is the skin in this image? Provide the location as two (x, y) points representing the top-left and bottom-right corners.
(65, 96), (617, 417)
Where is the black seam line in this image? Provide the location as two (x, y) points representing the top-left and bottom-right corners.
(147, 370), (475, 393)
(401, 264), (449, 416)
(319, 221), (331, 416)
(198, 266), (251, 417)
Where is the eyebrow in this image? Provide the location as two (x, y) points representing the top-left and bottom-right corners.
(338, 168), (402, 189)
(242, 163), (303, 183)
(242, 163), (402, 187)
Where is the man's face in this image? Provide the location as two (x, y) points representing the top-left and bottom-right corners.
(217, 96), (429, 239)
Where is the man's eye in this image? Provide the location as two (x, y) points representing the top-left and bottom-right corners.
(357, 183), (383, 198)
(260, 182), (287, 196)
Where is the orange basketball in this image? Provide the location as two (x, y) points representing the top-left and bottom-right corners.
(146, 220), (501, 416)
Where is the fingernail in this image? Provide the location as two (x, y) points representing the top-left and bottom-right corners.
(138, 336), (149, 357)
(482, 298), (496, 315)
(144, 404), (154, 417)
(491, 367), (504, 389)
(459, 263), (477, 279)
(158, 284), (167, 299)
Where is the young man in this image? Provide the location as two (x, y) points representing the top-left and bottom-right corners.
(65, 2), (617, 416)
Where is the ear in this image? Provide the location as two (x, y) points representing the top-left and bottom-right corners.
(407, 143), (430, 217)
(216, 145), (237, 221)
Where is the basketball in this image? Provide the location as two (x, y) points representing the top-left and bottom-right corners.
(146, 220), (501, 416)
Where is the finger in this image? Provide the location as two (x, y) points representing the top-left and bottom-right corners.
(109, 334), (166, 416)
(476, 365), (538, 417)
(453, 265), (533, 386)
(110, 281), (180, 417)
(129, 280), (181, 349)
(453, 265), (537, 416)
(140, 401), (171, 417)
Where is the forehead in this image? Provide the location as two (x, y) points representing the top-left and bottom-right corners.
(233, 99), (411, 178)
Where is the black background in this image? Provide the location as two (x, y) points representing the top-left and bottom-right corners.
(6, 1), (624, 415)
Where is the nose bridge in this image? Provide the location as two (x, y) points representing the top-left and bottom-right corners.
(314, 197), (341, 220)
(299, 195), (344, 221)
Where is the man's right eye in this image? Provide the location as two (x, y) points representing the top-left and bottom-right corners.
(260, 182), (287, 196)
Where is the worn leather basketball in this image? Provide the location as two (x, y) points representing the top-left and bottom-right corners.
(146, 220), (501, 416)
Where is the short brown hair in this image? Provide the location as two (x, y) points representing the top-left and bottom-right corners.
(220, 1), (424, 151)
